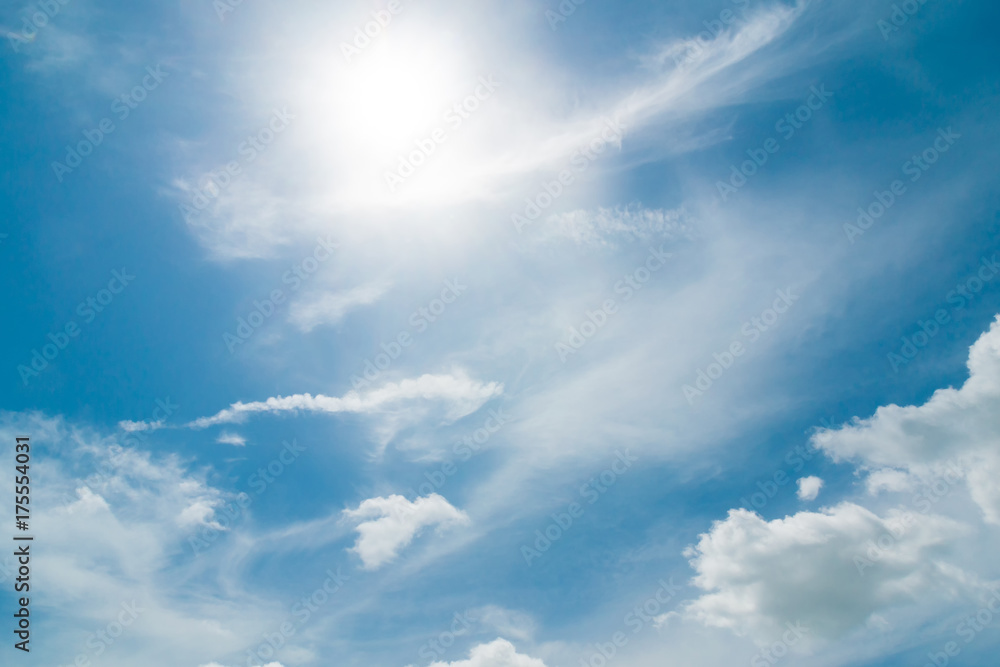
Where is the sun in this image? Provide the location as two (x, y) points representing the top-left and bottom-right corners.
(282, 21), (487, 210)
(335, 35), (461, 155)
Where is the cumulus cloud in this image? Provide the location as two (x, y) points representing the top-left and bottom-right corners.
(187, 372), (503, 430)
(343, 494), (470, 569)
(684, 503), (968, 642)
(289, 281), (391, 332)
(796, 476), (824, 501)
(814, 316), (1000, 524)
(424, 639), (547, 667)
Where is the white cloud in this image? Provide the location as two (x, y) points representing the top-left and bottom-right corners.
(684, 503), (968, 642)
(174, 1), (810, 258)
(814, 316), (1000, 524)
(119, 419), (165, 432)
(532, 204), (695, 248)
(343, 493), (470, 570)
(187, 372), (503, 429)
(178, 499), (225, 530)
(215, 432), (247, 447)
(865, 469), (913, 495)
(796, 476), (824, 501)
(425, 639), (547, 667)
(289, 281), (391, 332)
(677, 316), (1000, 655)
(466, 606), (536, 642)
(0, 411), (282, 664)
(22, 25), (93, 73)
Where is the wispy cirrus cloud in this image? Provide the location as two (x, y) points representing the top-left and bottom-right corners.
(289, 281), (391, 332)
(530, 204), (696, 249)
(0, 412), (280, 664)
(118, 419), (166, 433)
(187, 371), (503, 429)
(173, 1), (814, 258)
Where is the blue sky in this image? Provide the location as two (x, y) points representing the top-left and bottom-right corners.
(3, 0), (1000, 665)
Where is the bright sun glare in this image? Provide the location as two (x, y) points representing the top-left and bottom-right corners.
(290, 27), (484, 209)
(336, 37), (460, 155)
